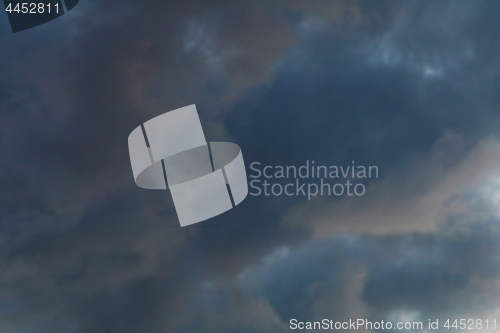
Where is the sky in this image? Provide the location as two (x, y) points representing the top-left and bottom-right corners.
(0, 0), (500, 332)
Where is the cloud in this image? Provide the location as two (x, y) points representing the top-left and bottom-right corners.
(284, 132), (500, 236)
(174, 198), (500, 332)
(0, 1), (500, 332)
(0, 1), (305, 331)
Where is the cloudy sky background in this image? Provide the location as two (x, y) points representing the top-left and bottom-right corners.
(1, 0), (500, 332)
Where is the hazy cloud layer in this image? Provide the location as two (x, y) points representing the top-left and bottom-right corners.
(285, 133), (500, 236)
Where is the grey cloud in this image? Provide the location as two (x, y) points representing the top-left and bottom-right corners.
(0, 0), (305, 331)
(176, 200), (500, 332)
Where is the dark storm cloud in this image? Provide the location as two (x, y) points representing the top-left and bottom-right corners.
(170, 191), (500, 332)
(178, 158), (499, 331)
(0, 0), (500, 332)
(227, 0), (500, 169)
(0, 0), (305, 247)
(362, 222), (500, 327)
(194, 1), (500, 330)
(0, 0), (308, 331)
